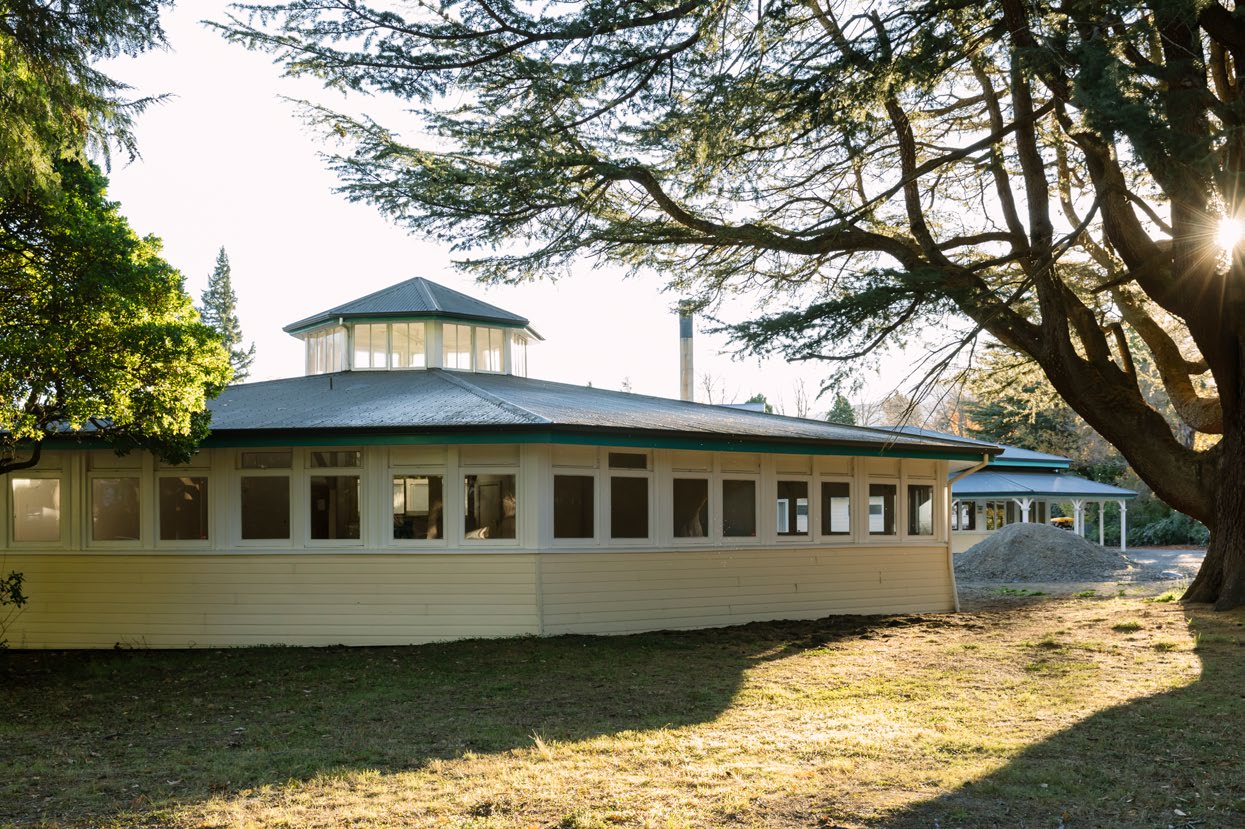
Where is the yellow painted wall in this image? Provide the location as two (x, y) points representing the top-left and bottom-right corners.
(3, 545), (955, 648)
(540, 546), (956, 635)
(3, 554), (540, 648)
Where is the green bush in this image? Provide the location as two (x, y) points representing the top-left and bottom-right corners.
(1138, 513), (1210, 546)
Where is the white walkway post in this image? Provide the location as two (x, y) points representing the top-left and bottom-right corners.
(1119, 500), (1128, 551)
(1098, 501), (1105, 546)
(1071, 499), (1084, 536)
(1015, 497), (1032, 523)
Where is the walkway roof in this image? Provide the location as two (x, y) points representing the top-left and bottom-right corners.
(885, 425), (1070, 469)
(952, 470), (1137, 500)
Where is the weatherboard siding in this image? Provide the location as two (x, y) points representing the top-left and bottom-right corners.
(539, 547), (956, 634)
(4, 545), (954, 647)
(3, 554), (541, 648)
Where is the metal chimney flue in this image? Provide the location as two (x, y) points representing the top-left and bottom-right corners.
(678, 302), (694, 402)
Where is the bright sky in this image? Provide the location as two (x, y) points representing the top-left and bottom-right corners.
(101, 2), (916, 415)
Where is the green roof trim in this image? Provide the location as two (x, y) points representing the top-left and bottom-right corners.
(987, 457), (1072, 469)
(192, 429), (990, 461)
(286, 315), (531, 337)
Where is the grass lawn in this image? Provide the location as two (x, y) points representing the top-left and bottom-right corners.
(2, 588), (1243, 828)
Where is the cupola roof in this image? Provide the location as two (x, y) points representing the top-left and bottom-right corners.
(283, 276), (539, 336)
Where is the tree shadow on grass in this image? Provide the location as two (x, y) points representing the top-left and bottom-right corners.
(0, 612), (909, 827)
(852, 604), (1245, 829)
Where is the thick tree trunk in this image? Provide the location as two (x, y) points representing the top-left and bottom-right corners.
(1184, 393), (1245, 610)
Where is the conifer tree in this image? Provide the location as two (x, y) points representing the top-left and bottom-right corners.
(826, 395), (856, 427)
(200, 247), (255, 382)
(219, 1), (1245, 608)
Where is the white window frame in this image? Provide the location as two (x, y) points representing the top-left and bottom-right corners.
(903, 477), (939, 540)
(815, 475), (855, 543)
(234, 449), (296, 549)
(388, 463), (451, 549)
(461, 467), (521, 546)
(669, 472), (713, 546)
(389, 321), (428, 370)
(604, 448), (654, 546)
(474, 326), (505, 373)
(719, 474), (761, 544)
(550, 469), (600, 546)
(85, 469), (145, 549)
(442, 323), (474, 371)
(305, 448), (365, 548)
(8, 471), (67, 549)
(864, 478), (900, 540)
(772, 474), (813, 543)
(155, 472), (212, 549)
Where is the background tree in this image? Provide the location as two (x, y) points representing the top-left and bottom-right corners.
(200, 247), (256, 382)
(745, 393), (775, 414)
(0, 160), (233, 474)
(0, 1), (169, 198)
(221, 1), (1245, 608)
(825, 394), (857, 426)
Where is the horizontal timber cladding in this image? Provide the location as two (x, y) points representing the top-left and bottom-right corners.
(538, 546), (956, 635)
(4, 545), (955, 647)
(4, 554), (542, 648)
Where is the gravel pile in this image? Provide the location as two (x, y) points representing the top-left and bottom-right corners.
(955, 523), (1156, 582)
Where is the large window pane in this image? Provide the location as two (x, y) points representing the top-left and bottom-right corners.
(513, 334), (528, 376)
(673, 478), (708, 538)
(907, 485), (934, 536)
(11, 478), (60, 542)
(821, 481), (851, 535)
(869, 483), (897, 535)
(443, 324), (472, 370)
(353, 323), (373, 368)
(722, 479), (756, 538)
(391, 322), (427, 369)
(393, 474), (444, 539)
(554, 475), (594, 539)
(241, 476), (290, 539)
(464, 474), (516, 539)
(369, 324), (387, 368)
(776, 481), (809, 536)
(311, 475), (361, 540)
(952, 500), (976, 531)
(159, 476), (208, 541)
(91, 477), (140, 541)
(610, 477), (649, 539)
(476, 327), (503, 372)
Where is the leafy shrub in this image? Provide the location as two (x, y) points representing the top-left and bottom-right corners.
(1138, 513), (1210, 546)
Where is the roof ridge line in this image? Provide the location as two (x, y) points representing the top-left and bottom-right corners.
(432, 369), (552, 425)
(414, 277), (439, 311)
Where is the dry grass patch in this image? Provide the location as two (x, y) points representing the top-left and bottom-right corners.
(2, 592), (1242, 828)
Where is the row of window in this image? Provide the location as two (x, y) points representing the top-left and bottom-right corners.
(304, 322), (528, 375)
(6, 449), (938, 548)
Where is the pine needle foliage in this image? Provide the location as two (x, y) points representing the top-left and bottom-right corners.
(200, 247), (256, 382)
(217, 0), (1245, 608)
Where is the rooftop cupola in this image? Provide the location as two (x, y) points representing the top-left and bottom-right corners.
(284, 276), (542, 377)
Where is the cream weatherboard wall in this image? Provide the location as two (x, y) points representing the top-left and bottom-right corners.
(1, 444), (957, 648)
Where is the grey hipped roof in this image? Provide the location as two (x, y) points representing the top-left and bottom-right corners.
(206, 370), (997, 458)
(283, 277), (539, 336)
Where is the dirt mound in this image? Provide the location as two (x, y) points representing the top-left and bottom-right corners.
(955, 522), (1153, 582)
